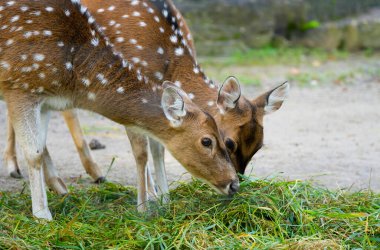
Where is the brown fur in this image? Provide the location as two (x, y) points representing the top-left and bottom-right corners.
(0, 0), (237, 202)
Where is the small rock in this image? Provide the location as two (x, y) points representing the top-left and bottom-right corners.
(89, 139), (106, 150)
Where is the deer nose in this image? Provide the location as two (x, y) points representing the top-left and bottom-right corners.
(228, 179), (240, 195)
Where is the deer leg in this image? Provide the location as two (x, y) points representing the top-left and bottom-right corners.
(42, 147), (68, 195)
(146, 164), (158, 200)
(126, 129), (151, 212)
(6, 97), (52, 220)
(3, 113), (22, 178)
(149, 138), (169, 203)
(61, 110), (105, 183)
(39, 110), (68, 195)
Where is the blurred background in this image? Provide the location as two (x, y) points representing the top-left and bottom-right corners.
(175, 0), (380, 55)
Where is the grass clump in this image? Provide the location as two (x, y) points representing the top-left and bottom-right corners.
(0, 178), (379, 249)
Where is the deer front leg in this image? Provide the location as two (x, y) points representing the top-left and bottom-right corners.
(61, 110), (105, 183)
(6, 97), (52, 220)
(126, 129), (153, 212)
(149, 138), (169, 203)
(3, 113), (22, 178)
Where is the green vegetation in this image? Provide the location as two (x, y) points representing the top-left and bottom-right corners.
(1, 178), (379, 249)
(200, 47), (349, 67)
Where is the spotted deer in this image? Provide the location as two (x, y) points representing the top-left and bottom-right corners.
(0, 0), (238, 220)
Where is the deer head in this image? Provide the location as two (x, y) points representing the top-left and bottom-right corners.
(216, 77), (290, 174)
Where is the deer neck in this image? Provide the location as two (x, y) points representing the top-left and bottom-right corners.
(166, 55), (219, 116)
(70, 45), (173, 143)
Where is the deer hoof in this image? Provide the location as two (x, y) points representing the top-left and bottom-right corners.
(95, 176), (106, 184)
(34, 209), (53, 221)
(48, 177), (68, 195)
(10, 169), (23, 179)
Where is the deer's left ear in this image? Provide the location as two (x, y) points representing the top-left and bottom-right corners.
(253, 82), (290, 115)
(217, 76), (241, 114)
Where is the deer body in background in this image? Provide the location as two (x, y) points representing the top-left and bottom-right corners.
(0, 0), (238, 220)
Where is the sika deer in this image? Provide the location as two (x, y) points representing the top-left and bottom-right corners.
(80, 0), (289, 202)
(0, 0), (238, 220)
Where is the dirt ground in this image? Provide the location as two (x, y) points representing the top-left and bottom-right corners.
(1, 56), (379, 193)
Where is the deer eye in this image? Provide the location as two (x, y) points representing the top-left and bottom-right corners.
(201, 137), (212, 147)
(225, 138), (236, 152)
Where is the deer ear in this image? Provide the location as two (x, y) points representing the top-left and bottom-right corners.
(162, 83), (187, 127)
(217, 76), (241, 114)
(254, 82), (289, 115)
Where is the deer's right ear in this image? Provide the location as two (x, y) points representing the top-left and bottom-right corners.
(217, 76), (241, 114)
(162, 85), (187, 127)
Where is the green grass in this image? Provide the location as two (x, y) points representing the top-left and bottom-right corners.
(200, 47), (350, 68)
(0, 178), (379, 249)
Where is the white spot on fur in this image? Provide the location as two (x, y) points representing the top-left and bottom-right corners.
(5, 39), (13, 46)
(23, 32), (33, 39)
(175, 47), (184, 56)
(65, 62), (73, 70)
(132, 57), (140, 64)
(117, 87), (125, 94)
(10, 15), (19, 22)
(64, 9), (71, 16)
(88, 92), (96, 101)
(33, 54), (45, 61)
(91, 37), (99, 46)
(157, 47), (164, 55)
(108, 6), (115, 11)
(131, 0), (139, 6)
(97, 8), (104, 13)
(132, 11), (140, 17)
(159, 27), (165, 33)
(155, 72), (163, 80)
(170, 35), (178, 44)
(96, 73), (108, 85)
(139, 21), (147, 27)
(88, 16), (95, 24)
(81, 78), (91, 87)
(43, 30), (52, 36)
(116, 37), (124, 43)
(45, 7), (54, 12)
(0, 61), (10, 70)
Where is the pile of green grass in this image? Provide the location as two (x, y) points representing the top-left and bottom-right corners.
(0, 178), (379, 249)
